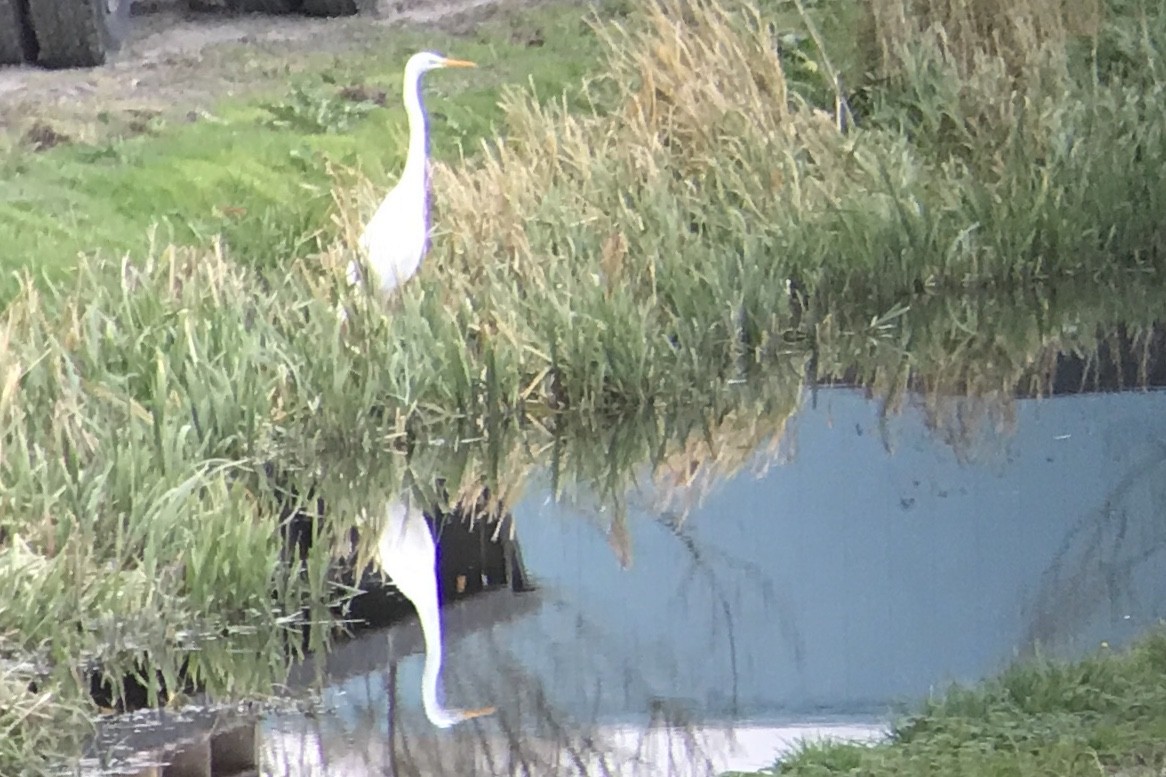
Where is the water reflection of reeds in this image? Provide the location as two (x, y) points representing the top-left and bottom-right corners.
(260, 602), (779, 777)
(1021, 442), (1166, 653)
(25, 275), (1166, 770)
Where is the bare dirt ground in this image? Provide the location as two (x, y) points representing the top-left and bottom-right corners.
(0, 0), (516, 138)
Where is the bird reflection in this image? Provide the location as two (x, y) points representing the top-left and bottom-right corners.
(372, 493), (496, 728)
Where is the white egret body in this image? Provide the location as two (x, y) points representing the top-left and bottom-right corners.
(374, 495), (495, 728)
(348, 51), (477, 297)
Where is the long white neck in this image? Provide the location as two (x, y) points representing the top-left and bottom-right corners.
(401, 65), (430, 199)
(418, 578), (450, 727)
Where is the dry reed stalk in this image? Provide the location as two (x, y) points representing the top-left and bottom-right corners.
(649, 405), (797, 521)
(863, 0), (1093, 88)
(422, 0), (857, 303)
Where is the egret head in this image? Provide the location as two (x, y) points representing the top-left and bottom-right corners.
(427, 704), (497, 729)
(406, 51), (478, 77)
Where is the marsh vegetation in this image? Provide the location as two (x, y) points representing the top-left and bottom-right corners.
(1, 0), (1164, 772)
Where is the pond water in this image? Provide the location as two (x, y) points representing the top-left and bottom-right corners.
(79, 370), (1166, 776)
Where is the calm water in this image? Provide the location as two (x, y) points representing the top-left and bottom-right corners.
(82, 381), (1166, 777)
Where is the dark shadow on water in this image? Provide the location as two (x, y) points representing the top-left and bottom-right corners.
(77, 475), (529, 713)
(818, 321), (1166, 397)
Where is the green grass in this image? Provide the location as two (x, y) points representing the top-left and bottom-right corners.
(0, 259), (1162, 773)
(2, 0), (1166, 772)
(0, 1), (610, 301)
(733, 631), (1166, 777)
(430, 0), (1166, 312)
(9, 0), (1162, 306)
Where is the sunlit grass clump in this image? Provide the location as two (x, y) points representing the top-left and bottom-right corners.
(395, 0), (1165, 315)
(759, 630), (1166, 777)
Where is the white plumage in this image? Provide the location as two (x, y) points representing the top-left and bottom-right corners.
(347, 51), (477, 298)
(373, 493), (495, 728)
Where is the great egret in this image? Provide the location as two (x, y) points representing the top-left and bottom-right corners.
(347, 51), (477, 298)
(373, 493), (495, 728)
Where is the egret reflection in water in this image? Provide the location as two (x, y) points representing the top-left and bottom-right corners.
(369, 492), (496, 728)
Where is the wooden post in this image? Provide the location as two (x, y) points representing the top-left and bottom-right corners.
(211, 722), (258, 774)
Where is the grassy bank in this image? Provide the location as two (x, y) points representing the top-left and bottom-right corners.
(1, 247), (1162, 771)
(7, 0), (1162, 307)
(421, 0), (1165, 317)
(2, 0), (1166, 772)
(0, 1), (609, 301)
(732, 631), (1166, 777)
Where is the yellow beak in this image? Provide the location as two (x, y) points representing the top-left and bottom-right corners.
(440, 57), (478, 68)
(461, 705), (496, 720)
